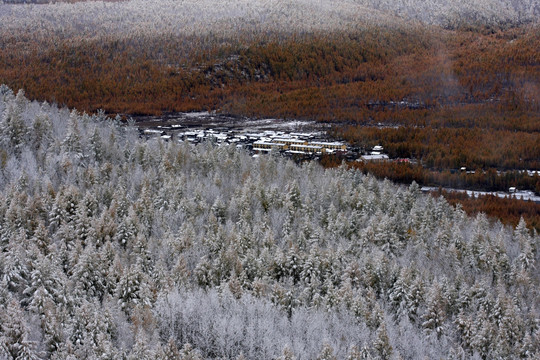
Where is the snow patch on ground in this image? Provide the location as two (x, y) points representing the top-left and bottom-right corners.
(422, 186), (540, 203)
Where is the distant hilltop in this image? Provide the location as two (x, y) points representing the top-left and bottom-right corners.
(1, 0), (539, 40)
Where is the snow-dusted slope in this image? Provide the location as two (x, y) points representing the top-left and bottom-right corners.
(1, 0), (538, 41)
(0, 85), (539, 359)
(0, 0), (394, 40)
(356, 0), (539, 27)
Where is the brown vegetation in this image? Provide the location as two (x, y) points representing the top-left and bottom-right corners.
(350, 160), (540, 193)
(0, 23), (538, 195)
(345, 159), (540, 230)
(438, 190), (540, 232)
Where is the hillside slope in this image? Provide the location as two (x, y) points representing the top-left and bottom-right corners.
(0, 87), (539, 359)
(1, 1), (538, 176)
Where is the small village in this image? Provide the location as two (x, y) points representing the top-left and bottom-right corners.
(139, 123), (393, 163)
(139, 124), (539, 203)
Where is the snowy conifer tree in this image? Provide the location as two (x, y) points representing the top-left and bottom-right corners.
(0, 299), (40, 360)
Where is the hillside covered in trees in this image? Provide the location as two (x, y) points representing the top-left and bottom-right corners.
(0, 88), (539, 359)
(1, 0), (540, 358)
(0, 0), (539, 196)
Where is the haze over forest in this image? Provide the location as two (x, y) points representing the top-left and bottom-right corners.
(0, 0), (539, 359)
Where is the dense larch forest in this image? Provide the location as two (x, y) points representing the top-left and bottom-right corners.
(0, 1), (539, 357)
(0, 87), (539, 359)
(1, 18), (539, 180)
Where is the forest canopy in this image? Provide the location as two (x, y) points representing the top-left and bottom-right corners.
(0, 0), (538, 180)
(0, 87), (538, 359)
(0, 1), (539, 356)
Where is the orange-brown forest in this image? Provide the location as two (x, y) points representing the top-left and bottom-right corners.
(1, 23), (539, 227)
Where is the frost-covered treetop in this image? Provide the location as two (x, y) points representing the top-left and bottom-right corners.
(0, 0), (392, 40)
(0, 87), (539, 358)
(1, 0), (538, 41)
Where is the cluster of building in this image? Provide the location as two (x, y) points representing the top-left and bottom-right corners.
(142, 127), (351, 156)
(358, 144), (390, 162)
(253, 138), (346, 155)
(140, 124), (397, 163)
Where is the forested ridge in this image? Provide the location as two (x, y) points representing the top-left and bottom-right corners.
(1, 1), (539, 174)
(1, 1), (540, 357)
(0, 87), (539, 359)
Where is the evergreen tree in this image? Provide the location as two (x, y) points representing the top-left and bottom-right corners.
(422, 282), (447, 338)
(116, 263), (152, 313)
(317, 343), (337, 360)
(277, 346), (296, 360)
(471, 309), (495, 360)
(40, 304), (66, 356)
(31, 112), (53, 152)
(128, 331), (154, 360)
(71, 244), (107, 300)
(23, 253), (64, 314)
(178, 343), (203, 360)
(0, 299), (40, 360)
(61, 111), (84, 159)
(156, 338), (180, 360)
(0, 84), (14, 101)
(89, 127), (104, 163)
(1, 90), (28, 152)
(2, 236), (29, 294)
(373, 323), (392, 360)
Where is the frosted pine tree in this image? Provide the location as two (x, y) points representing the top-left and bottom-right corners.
(30, 112), (53, 152)
(156, 338), (180, 360)
(23, 253), (64, 315)
(388, 268), (411, 319)
(285, 246), (303, 284)
(1, 236), (29, 294)
(128, 331), (154, 360)
(0, 84), (14, 101)
(69, 301), (117, 358)
(61, 111), (84, 159)
(473, 310), (496, 359)
(271, 284), (299, 318)
(0, 299), (40, 360)
(301, 248), (321, 284)
(32, 221), (51, 255)
(114, 213), (137, 248)
(116, 263), (152, 313)
(178, 343), (203, 360)
(89, 127), (104, 163)
(493, 293), (522, 357)
(519, 328), (540, 359)
(455, 310), (474, 351)
(134, 182), (154, 237)
(316, 343), (337, 360)
(131, 234), (153, 275)
(0, 89), (28, 152)
(40, 305), (66, 356)
(277, 346), (296, 360)
(405, 277), (424, 322)
(71, 244), (107, 300)
(73, 204), (94, 247)
(373, 323), (392, 360)
(517, 233), (535, 273)
(4, 192), (27, 235)
(345, 345), (363, 360)
(422, 282), (447, 338)
(373, 213), (400, 255)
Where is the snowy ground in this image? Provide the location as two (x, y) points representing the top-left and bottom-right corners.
(421, 186), (540, 203)
(133, 111), (329, 134)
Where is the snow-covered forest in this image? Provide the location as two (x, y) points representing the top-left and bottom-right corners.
(1, 0), (539, 42)
(0, 85), (538, 359)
